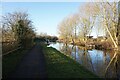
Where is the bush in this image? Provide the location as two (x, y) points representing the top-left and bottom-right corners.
(94, 40), (113, 50)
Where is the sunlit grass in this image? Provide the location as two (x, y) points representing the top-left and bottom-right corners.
(43, 45), (98, 78)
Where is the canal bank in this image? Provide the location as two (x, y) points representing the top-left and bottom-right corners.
(48, 42), (120, 78)
(43, 44), (98, 78)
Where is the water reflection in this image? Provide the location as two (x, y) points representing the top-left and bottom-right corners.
(105, 50), (120, 78)
(48, 43), (120, 78)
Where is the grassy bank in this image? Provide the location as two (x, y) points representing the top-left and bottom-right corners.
(43, 45), (98, 78)
(2, 46), (33, 78)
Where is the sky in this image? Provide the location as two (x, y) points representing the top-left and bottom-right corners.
(2, 2), (84, 36)
(2, 2), (111, 38)
(3, 0), (119, 2)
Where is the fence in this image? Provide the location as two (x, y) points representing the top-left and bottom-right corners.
(2, 41), (21, 55)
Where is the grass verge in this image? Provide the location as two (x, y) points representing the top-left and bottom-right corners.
(43, 44), (99, 78)
(2, 46), (33, 78)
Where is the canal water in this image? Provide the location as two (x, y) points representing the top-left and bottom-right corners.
(48, 42), (120, 78)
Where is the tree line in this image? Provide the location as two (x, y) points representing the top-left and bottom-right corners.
(35, 33), (58, 42)
(58, 2), (120, 50)
(2, 11), (36, 49)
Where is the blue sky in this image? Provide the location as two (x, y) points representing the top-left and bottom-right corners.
(2, 2), (84, 36)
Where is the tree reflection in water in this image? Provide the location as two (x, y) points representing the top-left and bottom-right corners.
(105, 50), (120, 79)
(48, 43), (120, 78)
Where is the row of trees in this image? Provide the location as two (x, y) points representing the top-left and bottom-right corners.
(2, 11), (36, 49)
(58, 2), (120, 49)
(35, 33), (58, 42)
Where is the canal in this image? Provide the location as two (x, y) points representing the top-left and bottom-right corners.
(48, 42), (120, 78)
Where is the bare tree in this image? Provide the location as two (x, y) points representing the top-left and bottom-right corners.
(58, 16), (72, 44)
(2, 11), (35, 48)
(58, 13), (79, 44)
(100, 2), (119, 48)
(117, 1), (120, 45)
(78, 2), (100, 44)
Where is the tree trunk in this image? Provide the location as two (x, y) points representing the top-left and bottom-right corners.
(117, 2), (120, 45)
(103, 6), (118, 49)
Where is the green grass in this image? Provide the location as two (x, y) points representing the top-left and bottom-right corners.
(43, 45), (99, 78)
(2, 47), (32, 78)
